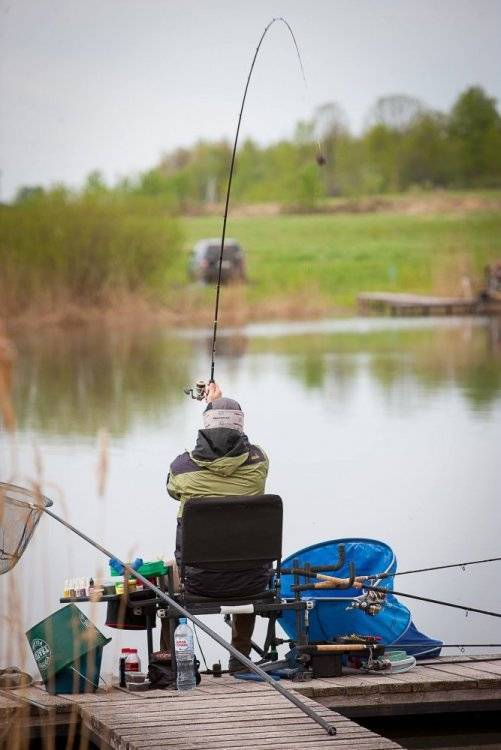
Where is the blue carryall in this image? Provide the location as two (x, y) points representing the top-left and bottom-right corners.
(279, 538), (442, 659)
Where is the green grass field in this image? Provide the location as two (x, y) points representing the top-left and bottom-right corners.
(180, 208), (501, 310)
(2, 191), (500, 324)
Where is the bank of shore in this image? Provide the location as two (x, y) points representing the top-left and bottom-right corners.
(3, 191), (500, 332)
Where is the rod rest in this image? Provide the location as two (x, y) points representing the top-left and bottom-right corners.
(280, 544), (345, 576)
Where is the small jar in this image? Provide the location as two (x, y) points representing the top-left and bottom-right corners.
(125, 648), (141, 672)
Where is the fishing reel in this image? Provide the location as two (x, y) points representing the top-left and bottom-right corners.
(335, 635), (390, 673)
(347, 589), (386, 616)
(183, 380), (207, 400)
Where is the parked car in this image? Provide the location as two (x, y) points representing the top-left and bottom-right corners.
(189, 239), (246, 284)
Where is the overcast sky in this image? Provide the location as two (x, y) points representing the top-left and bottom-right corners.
(1, 0), (500, 199)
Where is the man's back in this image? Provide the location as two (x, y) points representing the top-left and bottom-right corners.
(167, 428), (268, 517)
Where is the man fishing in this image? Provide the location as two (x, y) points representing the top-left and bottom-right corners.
(166, 381), (269, 673)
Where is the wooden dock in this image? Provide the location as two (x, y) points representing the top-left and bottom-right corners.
(1, 680), (400, 750)
(291, 654), (501, 718)
(357, 292), (478, 316)
(2, 655), (501, 749)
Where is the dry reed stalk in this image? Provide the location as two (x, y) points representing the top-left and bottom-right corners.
(96, 430), (109, 498)
(0, 322), (16, 432)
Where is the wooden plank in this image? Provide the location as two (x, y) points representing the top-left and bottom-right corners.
(82, 696), (305, 718)
(62, 688), (144, 705)
(372, 665), (477, 692)
(2, 686), (76, 715)
(86, 709), (349, 730)
(293, 673), (421, 698)
(90, 736), (399, 750)
(82, 692), (323, 713)
(92, 712), (348, 735)
(0, 693), (20, 720)
(424, 662), (501, 687)
(315, 687), (501, 718)
(129, 739), (399, 750)
(124, 727), (379, 741)
(462, 660), (501, 677)
(126, 735), (398, 750)
(116, 721), (372, 742)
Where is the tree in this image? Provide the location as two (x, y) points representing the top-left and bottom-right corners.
(15, 185), (45, 203)
(366, 95), (424, 132)
(399, 113), (455, 188)
(449, 86), (500, 183)
(85, 170), (107, 194)
(363, 96), (426, 192)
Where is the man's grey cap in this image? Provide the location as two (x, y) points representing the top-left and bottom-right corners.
(205, 397), (243, 412)
(203, 397), (244, 432)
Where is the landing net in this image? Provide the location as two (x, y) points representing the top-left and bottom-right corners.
(0, 482), (52, 575)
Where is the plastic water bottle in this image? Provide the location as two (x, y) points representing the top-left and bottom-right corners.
(174, 618), (196, 691)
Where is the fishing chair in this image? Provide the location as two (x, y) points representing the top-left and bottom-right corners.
(161, 494), (306, 665)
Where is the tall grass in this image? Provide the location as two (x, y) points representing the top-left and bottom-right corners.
(181, 207), (501, 309)
(0, 191), (182, 317)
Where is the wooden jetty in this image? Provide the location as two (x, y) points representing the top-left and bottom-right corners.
(357, 292), (478, 316)
(2, 655), (501, 749)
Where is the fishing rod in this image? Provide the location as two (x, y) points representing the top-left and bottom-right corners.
(184, 17), (324, 399)
(386, 644), (501, 650)
(365, 556), (501, 581)
(35, 501), (336, 735)
(362, 583), (501, 620)
(209, 16), (323, 385)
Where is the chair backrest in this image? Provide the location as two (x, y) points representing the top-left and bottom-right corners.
(180, 494), (283, 570)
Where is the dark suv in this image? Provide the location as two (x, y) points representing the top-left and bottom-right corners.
(189, 239), (246, 284)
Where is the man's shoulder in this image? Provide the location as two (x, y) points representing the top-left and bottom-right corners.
(243, 444), (268, 466)
(170, 451), (201, 475)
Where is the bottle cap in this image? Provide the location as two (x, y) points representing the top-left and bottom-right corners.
(179, 617), (187, 624)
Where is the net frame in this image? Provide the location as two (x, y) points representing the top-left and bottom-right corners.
(0, 482), (53, 575)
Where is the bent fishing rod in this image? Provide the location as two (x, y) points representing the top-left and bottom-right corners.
(37, 502), (336, 735)
(209, 17), (320, 385)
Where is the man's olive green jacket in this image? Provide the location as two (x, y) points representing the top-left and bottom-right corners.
(167, 428), (269, 517)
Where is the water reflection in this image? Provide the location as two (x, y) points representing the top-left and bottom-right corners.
(13, 328), (192, 437)
(244, 318), (501, 412)
(11, 318), (501, 438)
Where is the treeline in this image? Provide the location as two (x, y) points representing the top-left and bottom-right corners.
(14, 86), (501, 213)
(105, 85), (501, 210)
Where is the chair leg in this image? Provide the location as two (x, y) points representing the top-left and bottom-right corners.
(262, 615), (279, 661)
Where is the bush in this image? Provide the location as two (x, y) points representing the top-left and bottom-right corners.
(0, 191), (182, 316)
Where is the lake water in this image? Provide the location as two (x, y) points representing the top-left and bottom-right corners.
(1, 316), (500, 676)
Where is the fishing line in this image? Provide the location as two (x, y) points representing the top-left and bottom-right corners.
(209, 17), (324, 383)
(193, 622), (209, 672)
(363, 583), (501, 619)
(366, 556), (501, 581)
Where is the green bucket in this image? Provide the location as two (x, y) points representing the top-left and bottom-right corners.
(26, 604), (111, 694)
